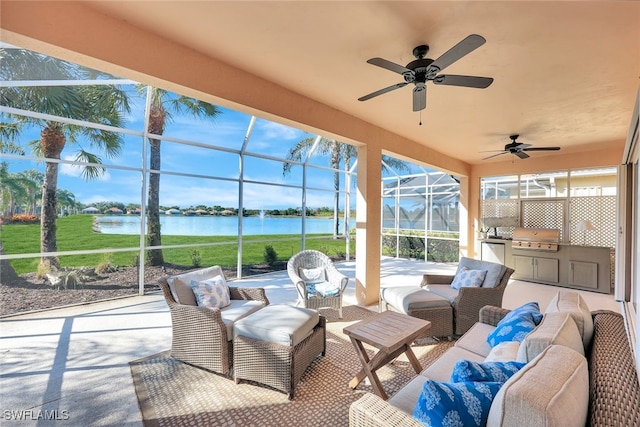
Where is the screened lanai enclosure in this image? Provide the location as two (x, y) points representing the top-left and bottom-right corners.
(382, 173), (460, 262)
(0, 45), (460, 311)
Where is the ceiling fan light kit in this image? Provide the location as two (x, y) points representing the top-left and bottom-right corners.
(358, 34), (494, 113)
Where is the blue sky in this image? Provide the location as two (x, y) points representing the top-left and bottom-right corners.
(1, 45), (424, 210)
(7, 90), (422, 210)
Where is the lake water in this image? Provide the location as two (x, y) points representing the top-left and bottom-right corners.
(95, 215), (343, 236)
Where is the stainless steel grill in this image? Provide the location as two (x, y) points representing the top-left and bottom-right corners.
(511, 227), (560, 252)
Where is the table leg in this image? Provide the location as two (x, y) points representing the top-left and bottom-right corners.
(404, 344), (423, 374)
(348, 337), (388, 399)
(348, 338), (416, 400)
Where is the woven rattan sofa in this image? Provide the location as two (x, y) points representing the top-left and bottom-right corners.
(350, 291), (640, 427)
(287, 250), (349, 318)
(159, 266), (269, 375)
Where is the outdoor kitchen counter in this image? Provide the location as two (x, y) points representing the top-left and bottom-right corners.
(481, 239), (613, 294)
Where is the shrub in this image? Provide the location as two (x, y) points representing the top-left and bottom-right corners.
(263, 245), (278, 266)
(9, 214), (39, 225)
(58, 270), (84, 290)
(190, 249), (201, 267)
(36, 259), (52, 280)
(318, 244), (332, 256)
(95, 252), (115, 274)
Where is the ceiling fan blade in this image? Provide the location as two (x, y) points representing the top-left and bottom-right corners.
(358, 82), (408, 101)
(413, 84), (426, 112)
(433, 74), (494, 88)
(367, 57), (412, 75)
(515, 151), (530, 159)
(522, 147), (561, 151)
(482, 151), (508, 160)
(429, 34), (486, 73)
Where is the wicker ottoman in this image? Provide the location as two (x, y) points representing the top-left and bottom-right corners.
(380, 286), (454, 338)
(233, 304), (326, 399)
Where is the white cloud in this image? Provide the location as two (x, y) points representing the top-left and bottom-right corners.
(60, 156), (112, 182)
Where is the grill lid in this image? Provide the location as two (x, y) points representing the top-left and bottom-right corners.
(512, 227), (560, 251)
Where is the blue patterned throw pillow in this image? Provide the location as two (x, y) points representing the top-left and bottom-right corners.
(487, 302), (543, 347)
(190, 277), (230, 309)
(450, 267), (488, 290)
(412, 380), (502, 427)
(450, 360), (526, 383)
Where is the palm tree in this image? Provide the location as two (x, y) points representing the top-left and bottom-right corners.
(141, 87), (222, 266)
(18, 170), (44, 215)
(283, 138), (410, 238)
(0, 48), (130, 268)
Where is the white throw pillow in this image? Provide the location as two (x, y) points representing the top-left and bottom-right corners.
(450, 267), (487, 290)
(190, 277), (231, 309)
(299, 267), (326, 284)
(484, 341), (521, 362)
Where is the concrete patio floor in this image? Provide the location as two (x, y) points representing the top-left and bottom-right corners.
(0, 257), (621, 426)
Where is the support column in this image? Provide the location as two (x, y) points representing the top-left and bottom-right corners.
(355, 143), (382, 306)
(461, 172), (481, 259)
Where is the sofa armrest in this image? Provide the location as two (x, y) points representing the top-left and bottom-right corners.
(349, 394), (423, 427)
(479, 305), (511, 326)
(588, 310), (640, 426)
(420, 274), (454, 287)
(229, 286), (270, 304)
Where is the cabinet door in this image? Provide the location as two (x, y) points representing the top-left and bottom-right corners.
(513, 255), (534, 279)
(568, 261), (598, 289)
(481, 242), (505, 264)
(534, 258), (559, 283)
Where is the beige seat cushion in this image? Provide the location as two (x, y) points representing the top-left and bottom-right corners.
(545, 290), (593, 348)
(488, 345), (589, 427)
(425, 284), (459, 303)
(220, 300), (265, 341)
(388, 374), (430, 414)
(516, 312), (584, 363)
(381, 286), (450, 312)
(454, 322), (495, 358)
(233, 304), (319, 347)
(420, 346), (485, 381)
(484, 341), (521, 362)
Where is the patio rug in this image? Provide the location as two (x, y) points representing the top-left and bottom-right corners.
(130, 305), (454, 427)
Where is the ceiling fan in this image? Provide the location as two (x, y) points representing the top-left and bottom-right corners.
(358, 34), (494, 112)
(482, 135), (561, 160)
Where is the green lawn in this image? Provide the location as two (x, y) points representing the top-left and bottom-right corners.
(2, 215), (355, 274)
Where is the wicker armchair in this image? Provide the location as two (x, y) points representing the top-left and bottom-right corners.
(421, 260), (514, 335)
(159, 269), (269, 376)
(287, 250), (349, 318)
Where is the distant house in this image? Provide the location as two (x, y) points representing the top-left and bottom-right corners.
(184, 210), (196, 216)
(220, 209), (235, 216)
(166, 208), (181, 215)
(195, 209), (209, 215)
(108, 207), (123, 215)
(82, 207), (100, 214)
(130, 208), (141, 215)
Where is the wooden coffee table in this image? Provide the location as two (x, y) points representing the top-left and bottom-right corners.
(343, 310), (431, 400)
